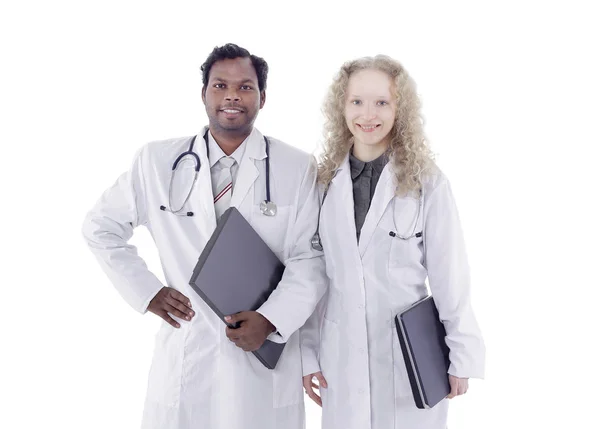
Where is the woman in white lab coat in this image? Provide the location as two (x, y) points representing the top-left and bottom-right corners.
(300, 56), (486, 429)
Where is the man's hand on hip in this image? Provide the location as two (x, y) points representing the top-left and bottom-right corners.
(148, 287), (195, 328)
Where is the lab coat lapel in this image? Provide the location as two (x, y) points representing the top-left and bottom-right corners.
(230, 129), (262, 210)
(358, 164), (394, 257)
(329, 154), (358, 244)
(197, 127), (218, 232)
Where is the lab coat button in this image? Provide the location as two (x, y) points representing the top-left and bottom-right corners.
(358, 388), (365, 394)
(357, 304), (364, 309)
(358, 347), (365, 354)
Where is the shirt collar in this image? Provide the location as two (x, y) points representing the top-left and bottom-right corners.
(207, 131), (249, 167)
(371, 152), (389, 175)
(349, 150), (389, 180)
(349, 153), (366, 180)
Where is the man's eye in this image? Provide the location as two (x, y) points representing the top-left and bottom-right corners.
(214, 83), (225, 89)
(241, 85), (252, 90)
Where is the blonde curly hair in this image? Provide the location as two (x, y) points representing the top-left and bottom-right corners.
(318, 55), (434, 196)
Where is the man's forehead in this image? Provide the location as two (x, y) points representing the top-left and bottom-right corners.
(209, 58), (258, 82)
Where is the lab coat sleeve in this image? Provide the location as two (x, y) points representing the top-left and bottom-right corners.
(81, 146), (165, 314)
(299, 293), (327, 376)
(256, 156), (327, 343)
(424, 176), (486, 379)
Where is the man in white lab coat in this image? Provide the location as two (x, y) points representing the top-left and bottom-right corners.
(82, 43), (326, 429)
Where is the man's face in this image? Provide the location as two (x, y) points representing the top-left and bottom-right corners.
(202, 57), (265, 135)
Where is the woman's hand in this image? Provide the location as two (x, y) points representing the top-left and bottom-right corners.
(302, 371), (328, 407)
(447, 375), (469, 399)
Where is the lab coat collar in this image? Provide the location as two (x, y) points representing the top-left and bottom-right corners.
(204, 126), (267, 166)
(230, 127), (265, 208)
(194, 126), (217, 229)
(330, 152), (350, 186)
(197, 125), (267, 209)
(245, 127), (268, 161)
(328, 152), (351, 197)
(327, 153), (358, 240)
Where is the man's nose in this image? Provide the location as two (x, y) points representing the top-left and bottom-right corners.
(225, 88), (241, 102)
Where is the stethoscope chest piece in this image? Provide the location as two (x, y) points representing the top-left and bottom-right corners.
(260, 200), (277, 216)
(310, 232), (323, 251)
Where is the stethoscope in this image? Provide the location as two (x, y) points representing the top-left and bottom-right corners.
(310, 185), (329, 251)
(388, 190), (423, 240)
(160, 130), (276, 217)
(310, 185), (423, 251)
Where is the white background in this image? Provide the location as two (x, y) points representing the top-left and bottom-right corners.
(1, 1), (599, 428)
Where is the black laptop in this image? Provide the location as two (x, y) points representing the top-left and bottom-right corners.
(395, 295), (451, 408)
(189, 207), (286, 369)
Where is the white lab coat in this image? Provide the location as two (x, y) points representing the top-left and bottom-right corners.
(82, 127), (326, 429)
(300, 155), (485, 429)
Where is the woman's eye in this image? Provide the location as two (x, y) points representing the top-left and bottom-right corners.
(351, 100), (362, 105)
(377, 100), (388, 106)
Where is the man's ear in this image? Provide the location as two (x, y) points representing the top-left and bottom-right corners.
(201, 86), (206, 104)
(259, 91), (266, 109)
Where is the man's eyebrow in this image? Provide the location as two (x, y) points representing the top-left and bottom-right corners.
(210, 77), (256, 84)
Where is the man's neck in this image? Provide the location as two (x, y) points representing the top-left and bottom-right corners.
(210, 127), (253, 156)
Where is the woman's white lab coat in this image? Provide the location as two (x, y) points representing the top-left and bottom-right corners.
(82, 127), (326, 429)
(300, 155), (485, 429)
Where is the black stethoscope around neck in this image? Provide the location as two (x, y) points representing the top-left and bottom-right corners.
(310, 181), (424, 251)
(159, 130), (276, 217)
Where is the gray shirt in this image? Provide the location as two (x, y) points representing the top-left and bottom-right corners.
(349, 151), (389, 240)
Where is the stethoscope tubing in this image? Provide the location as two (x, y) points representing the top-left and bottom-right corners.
(161, 131), (273, 217)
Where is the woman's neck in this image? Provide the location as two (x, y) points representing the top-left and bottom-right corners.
(351, 140), (389, 162)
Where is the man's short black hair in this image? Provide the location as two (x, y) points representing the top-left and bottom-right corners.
(201, 43), (269, 92)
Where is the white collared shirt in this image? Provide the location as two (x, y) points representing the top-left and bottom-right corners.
(207, 130), (249, 193)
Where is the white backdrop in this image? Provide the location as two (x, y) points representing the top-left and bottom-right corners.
(2, 1), (599, 428)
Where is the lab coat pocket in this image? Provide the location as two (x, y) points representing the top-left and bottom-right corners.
(389, 233), (424, 269)
(391, 315), (414, 398)
(146, 325), (185, 407)
(250, 204), (291, 260)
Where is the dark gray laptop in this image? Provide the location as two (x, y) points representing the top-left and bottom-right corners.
(189, 207), (286, 369)
(395, 295), (451, 408)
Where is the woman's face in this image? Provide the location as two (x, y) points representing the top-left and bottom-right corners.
(344, 68), (396, 150)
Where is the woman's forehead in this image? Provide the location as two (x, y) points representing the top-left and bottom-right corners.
(348, 69), (394, 96)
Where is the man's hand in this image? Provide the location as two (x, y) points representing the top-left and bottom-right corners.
(224, 311), (275, 351)
(147, 287), (195, 328)
(303, 372), (328, 407)
(447, 375), (469, 399)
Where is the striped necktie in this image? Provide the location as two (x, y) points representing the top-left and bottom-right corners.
(213, 156), (235, 219)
